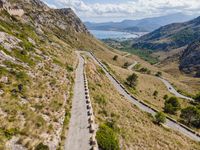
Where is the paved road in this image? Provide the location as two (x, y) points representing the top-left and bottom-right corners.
(127, 61), (138, 70)
(64, 52), (91, 150)
(158, 77), (194, 101)
(88, 52), (200, 142)
(127, 60), (193, 101)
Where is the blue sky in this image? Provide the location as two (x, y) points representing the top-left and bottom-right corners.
(42, 0), (200, 22)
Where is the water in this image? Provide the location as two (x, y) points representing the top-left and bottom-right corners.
(89, 30), (146, 40)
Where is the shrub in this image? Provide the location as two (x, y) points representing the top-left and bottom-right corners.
(180, 106), (200, 128)
(163, 95), (168, 100)
(126, 73), (138, 88)
(155, 71), (162, 77)
(94, 95), (107, 105)
(96, 124), (120, 150)
(194, 93), (200, 102)
(66, 65), (73, 72)
(164, 97), (181, 114)
(153, 90), (158, 97)
(35, 143), (49, 150)
(122, 62), (130, 69)
(155, 112), (166, 124)
(113, 55), (118, 61)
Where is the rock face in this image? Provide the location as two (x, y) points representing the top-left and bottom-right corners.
(180, 41), (200, 77)
(133, 16), (200, 51)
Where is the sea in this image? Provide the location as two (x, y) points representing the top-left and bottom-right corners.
(89, 30), (147, 40)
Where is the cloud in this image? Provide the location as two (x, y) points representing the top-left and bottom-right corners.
(43, 0), (200, 21)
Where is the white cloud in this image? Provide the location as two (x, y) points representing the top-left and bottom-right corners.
(43, 0), (200, 21)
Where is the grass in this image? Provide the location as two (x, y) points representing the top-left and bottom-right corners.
(85, 57), (200, 149)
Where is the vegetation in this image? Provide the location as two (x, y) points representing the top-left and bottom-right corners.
(155, 71), (162, 77)
(139, 67), (151, 74)
(113, 55), (118, 61)
(122, 62), (130, 69)
(194, 93), (200, 102)
(96, 124), (120, 150)
(164, 97), (181, 114)
(35, 143), (49, 150)
(180, 106), (200, 128)
(126, 73), (138, 88)
(153, 90), (158, 97)
(155, 112), (166, 124)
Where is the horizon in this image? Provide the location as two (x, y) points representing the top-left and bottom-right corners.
(42, 0), (200, 22)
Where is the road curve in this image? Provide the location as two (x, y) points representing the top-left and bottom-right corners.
(64, 52), (91, 150)
(158, 77), (194, 101)
(88, 52), (200, 142)
(127, 60), (193, 101)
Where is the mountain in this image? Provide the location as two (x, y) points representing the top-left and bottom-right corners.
(132, 16), (200, 51)
(180, 41), (200, 77)
(85, 13), (196, 32)
(0, 0), (114, 149)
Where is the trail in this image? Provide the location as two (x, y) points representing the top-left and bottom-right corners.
(64, 52), (91, 150)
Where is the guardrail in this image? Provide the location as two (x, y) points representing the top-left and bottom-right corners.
(89, 52), (200, 140)
(83, 58), (98, 150)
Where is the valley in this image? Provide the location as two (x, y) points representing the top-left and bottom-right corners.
(0, 0), (200, 149)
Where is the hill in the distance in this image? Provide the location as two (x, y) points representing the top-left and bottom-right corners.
(85, 13), (196, 32)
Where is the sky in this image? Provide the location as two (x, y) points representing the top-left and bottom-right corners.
(42, 0), (200, 22)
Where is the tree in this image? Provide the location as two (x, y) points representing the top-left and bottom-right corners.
(113, 55), (118, 61)
(35, 143), (49, 150)
(164, 97), (181, 114)
(180, 106), (200, 127)
(155, 112), (166, 124)
(126, 73), (138, 87)
(163, 95), (168, 100)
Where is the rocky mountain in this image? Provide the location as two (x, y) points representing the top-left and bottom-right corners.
(85, 13), (196, 32)
(132, 16), (200, 51)
(180, 41), (200, 77)
(0, 0), (111, 149)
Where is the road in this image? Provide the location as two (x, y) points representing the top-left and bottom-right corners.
(64, 52), (91, 150)
(127, 61), (138, 70)
(127, 60), (193, 101)
(88, 52), (200, 142)
(158, 77), (194, 101)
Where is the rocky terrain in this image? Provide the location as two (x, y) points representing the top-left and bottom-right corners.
(180, 41), (200, 77)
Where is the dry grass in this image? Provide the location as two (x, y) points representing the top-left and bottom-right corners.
(85, 57), (200, 150)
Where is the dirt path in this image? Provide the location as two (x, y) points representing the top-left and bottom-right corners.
(127, 61), (138, 70)
(64, 52), (91, 150)
(88, 52), (200, 142)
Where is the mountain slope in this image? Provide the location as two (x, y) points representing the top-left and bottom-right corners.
(180, 41), (200, 76)
(85, 13), (196, 32)
(132, 16), (200, 51)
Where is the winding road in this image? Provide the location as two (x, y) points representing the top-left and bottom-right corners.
(88, 52), (200, 142)
(64, 52), (91, 150)
(127, 61), (193, 101)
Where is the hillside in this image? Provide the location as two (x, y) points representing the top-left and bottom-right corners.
(85, 13), (195, 32)
(132, 16), (200, 51)
(180, 41), (200, 77)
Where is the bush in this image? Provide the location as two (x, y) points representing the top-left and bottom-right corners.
(164, 97), (181, 114)
(155, 112), (166, 124)
(35, 143), (49, 150)
(163, 95), (168, 100)
(113, 55), (118, 61)
(94, 95), (107, 105)
(96, 124), (120, 150)
(153, 90), (158, 97)
(155, 71), (162, 77)
(126, 73), (138, 88)
(122, 62), (130, 68)
(180, 106), (200, 128)
(194, 93), (200, 102)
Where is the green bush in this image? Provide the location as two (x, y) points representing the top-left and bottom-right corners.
(94, 95), (107, 105)
(35, 143), (49, 150)
(180, 106), (200, 128)
(113, 55), (118, 61)
(96, 124), (120, 150)
(194, 93), (200, 102)
(155, 112), (166, 124)
(126, 73), (138, 88)
(164, 97), (181, 114)
(163, 95), (168, 100)
(153, 90), (158, 97)
(155, 71), (162, 77)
